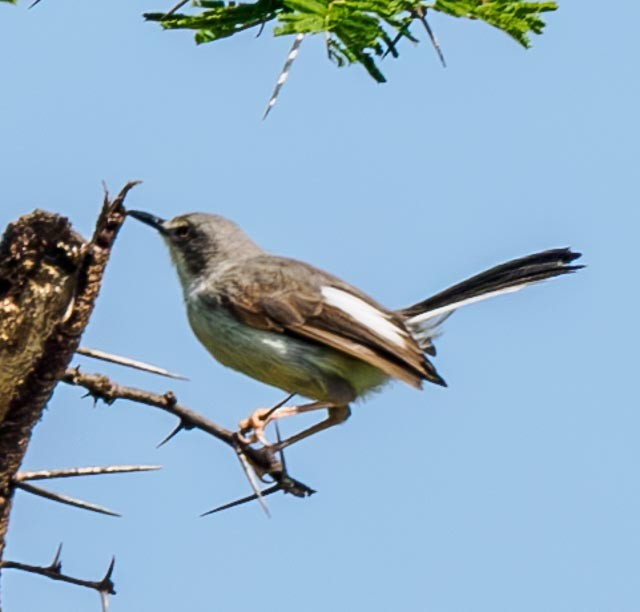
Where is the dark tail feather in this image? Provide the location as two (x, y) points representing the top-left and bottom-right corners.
(401, 248), (583, 320)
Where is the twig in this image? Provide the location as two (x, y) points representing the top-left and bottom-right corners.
(1, 546), (116, 601)
(61, 367), (316, 513)
(62, 367), (235, 446)
(76, 347), (187, 380)
(61, 367), (284, 479)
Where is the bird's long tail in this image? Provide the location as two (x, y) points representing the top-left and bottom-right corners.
(399, 248), (583, 354)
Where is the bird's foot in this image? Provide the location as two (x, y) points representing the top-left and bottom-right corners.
(238, 407), (273, 446)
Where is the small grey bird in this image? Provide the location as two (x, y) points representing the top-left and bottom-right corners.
(128, 210), (582, 447)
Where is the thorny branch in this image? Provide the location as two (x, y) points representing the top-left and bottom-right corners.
(60, 367), (316, 508)
(1, 545), (115, 612)
(62, 368), (235, 445)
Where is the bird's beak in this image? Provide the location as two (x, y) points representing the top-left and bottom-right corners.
(127, 210), (169, 235)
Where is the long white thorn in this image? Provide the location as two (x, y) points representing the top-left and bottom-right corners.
(235, 447), (271, 517)
(263, 34), (305, 120)
(76, 346), (188, 380)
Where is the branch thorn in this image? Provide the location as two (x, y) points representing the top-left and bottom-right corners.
(14, 481), (121, 517)
(48, 544), (63, 573)
(156, 421), (192, 448)
(162, 0), (190, 18)
(98, 556), (116, 594)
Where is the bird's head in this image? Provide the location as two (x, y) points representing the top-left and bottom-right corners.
(127, 210), (262, 289)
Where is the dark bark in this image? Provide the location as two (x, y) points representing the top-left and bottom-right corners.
(0, 183), (138, 600)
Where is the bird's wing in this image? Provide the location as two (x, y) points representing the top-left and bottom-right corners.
(210, 256), (445, 388)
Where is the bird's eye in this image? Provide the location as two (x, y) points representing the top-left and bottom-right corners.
(173, 225), (191, 240)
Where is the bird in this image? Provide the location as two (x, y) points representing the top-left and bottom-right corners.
(127, 210), (583, 448)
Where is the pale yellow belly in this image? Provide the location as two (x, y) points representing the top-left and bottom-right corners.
(187, 298), (389, 403)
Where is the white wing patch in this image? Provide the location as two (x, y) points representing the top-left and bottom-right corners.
(321, 286), (408, 347)
(261, 337), (288, 354)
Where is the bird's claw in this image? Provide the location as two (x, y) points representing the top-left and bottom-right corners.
(238, 407), (272, 446)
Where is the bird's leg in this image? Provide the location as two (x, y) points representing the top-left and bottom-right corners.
(239, 401), (349, 447)
(273, 404), (352, 451)
(236, 393), (296, 445)
(238, 400), (331, 445)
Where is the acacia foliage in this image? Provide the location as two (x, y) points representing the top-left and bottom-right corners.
(144, 0), (558, 81)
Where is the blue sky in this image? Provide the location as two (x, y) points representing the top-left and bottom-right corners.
(1, 1), (638, 610)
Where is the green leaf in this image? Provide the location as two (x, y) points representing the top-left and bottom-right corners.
(431, 0), (557, 47)
(145, 0), (284, 42)
(145, 0), (558, 82)
(276, 0), (418, 81)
